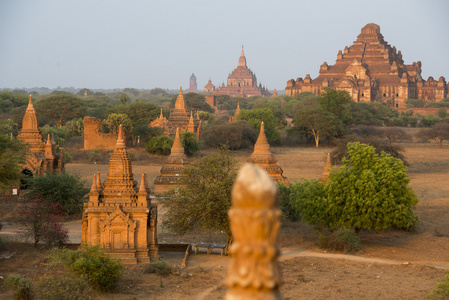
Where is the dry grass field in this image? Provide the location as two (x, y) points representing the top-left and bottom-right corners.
(1, 144), (449, 299)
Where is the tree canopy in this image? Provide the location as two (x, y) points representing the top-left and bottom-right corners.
(290, 142), (419, 234)
(161, 149), (238, 250)
(0, 135), (28, 190)
(35, 94), (86, 127)
(237, 107), (281, 144)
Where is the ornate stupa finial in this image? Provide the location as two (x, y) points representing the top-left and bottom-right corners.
(225, 163), (282, 299)
(159, 108), (164, 119)
(46, 134), (51, 145)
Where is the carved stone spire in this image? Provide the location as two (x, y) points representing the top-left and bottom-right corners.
(17, 94), (44, 152)
(225, 164), (282, 299)
(115, 124), (126, 150)
(159, 108), (164, 119)
(89, 174), (99, 199)
(22, 94), (38, 131)
(234, 102), (241, 121)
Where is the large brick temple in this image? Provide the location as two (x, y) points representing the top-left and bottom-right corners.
(206, 47), (270, 97)
(81, 125), (158, 263)
(285, 23), (448, 107)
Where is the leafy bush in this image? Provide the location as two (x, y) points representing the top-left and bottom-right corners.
(181, 132), (200, 156)
(289, 179), (327, 230)
(18, 194), (68, 246)
(35, 274), (93, 300)
(4, 274), (34, 300)
(48, 244), (122, 292)
(144, 260), (172, 277)
(277, 183), (299, 222)
(318, 229), (362, 253)
(428, 270), (449, 298)
(23, 173), (89, 215)
(145, 136), (174, 155)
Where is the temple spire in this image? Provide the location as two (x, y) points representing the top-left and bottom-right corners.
(96, 171), (102, 190)
(253, 122), (270, 154)
(319, 153), (332, 182)
(174, 86), (187, 111)
(90, 174), (98, 194)
(116, 125), (126, 149)
(139, 173), (147, 194)
(238, 46), (247, 67)
(170, 128), (185, 157)
(159, 108), (164, 119)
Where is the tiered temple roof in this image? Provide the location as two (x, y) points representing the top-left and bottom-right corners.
(154, 128), (189, 195)
(17, 95), (63, 174)
(248, 122), (288, 184)
(149, 87), (201, 139)
(211, 47), (271, 97)
(285, 23), (447, 106)
(81, 125), (158, 263)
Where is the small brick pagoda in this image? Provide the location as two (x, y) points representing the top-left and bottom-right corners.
(17, 94), (64, 175)
(154, 128), (189, 195)
(318, 153), (332, 182)
(285, 23), (448, 107)
(149, 87), (201, 138)
(248, 122), (288, 184)
(211, 47), (270, 97)
(81, 125), (158, 263)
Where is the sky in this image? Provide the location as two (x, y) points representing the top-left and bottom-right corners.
(0, 0), (448, 91)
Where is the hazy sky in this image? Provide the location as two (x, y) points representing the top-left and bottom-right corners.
(1, 0), (448, 91)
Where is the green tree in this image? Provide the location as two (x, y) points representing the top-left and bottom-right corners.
(418, 122), (449, 148)
(108, 101), (161, 126)
(161, 149), (238, 251)
(145, 136), (174, 155)
(325, 142), (419, 233)
(35, 94), (86, 127)
(292, 108), (345, 147)
(317, 88), (352, 124)
(203, 121), (257, 150)
(238, 108), (281, 144)
(102, 113), (133, 134)
(23, 173), (89, 214)
(0, 119), (19, 136)
(181, 132), (200, 156)
(0, 135), (28, 190)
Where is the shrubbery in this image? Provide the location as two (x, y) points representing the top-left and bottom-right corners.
(318, 230), (362, 253)
(181, 132), (201, 156)
(428, 270), (449, 298)
(4, 274), (33, 300)
(144, 260), (172, 276)
(203, 121), (257, 150)
(18, 194), (68, 246)
(145, 136), (173, 155)
(35, 274), (93, 300)
(48, 244), (122, 292)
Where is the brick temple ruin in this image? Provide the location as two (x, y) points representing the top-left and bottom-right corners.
(17, 95), (64, 175)
(285, 23), (448, 107)
(81, 125), (158, 263)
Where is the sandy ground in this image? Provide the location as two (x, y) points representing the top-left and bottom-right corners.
(1, 145), (449, 299)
